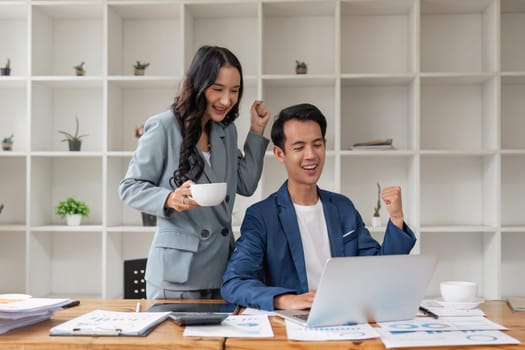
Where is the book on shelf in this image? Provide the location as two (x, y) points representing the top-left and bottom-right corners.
(507, 297), (525, 312)
(352, 138), (394, 150)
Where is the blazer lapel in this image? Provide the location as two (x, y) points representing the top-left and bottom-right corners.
(208, 122), (226, 182)
(276, 183), (309, 292)
(320, 191), (345, 257)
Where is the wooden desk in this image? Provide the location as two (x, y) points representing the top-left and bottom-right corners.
(226, 301), (525, 350)
(0, 300), (523, 350)
(0, 299), (224, 350)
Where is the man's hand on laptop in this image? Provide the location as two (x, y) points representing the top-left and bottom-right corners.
(274, 291), (316, 310)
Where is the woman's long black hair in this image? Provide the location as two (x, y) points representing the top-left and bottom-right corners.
(170, 46), (244, 188)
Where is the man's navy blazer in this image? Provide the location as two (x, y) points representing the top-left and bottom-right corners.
(221, 181), (417, 311)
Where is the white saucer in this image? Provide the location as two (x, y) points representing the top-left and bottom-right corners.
(0, 293), (32, 301)
(434, 297), (484, 309)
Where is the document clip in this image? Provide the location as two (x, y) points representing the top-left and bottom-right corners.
(72, 327), (122, 336)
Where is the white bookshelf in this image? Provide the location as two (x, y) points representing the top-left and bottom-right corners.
(0, 0), (523, 300)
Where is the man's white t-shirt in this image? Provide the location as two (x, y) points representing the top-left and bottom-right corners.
(293, 199), (331, 291)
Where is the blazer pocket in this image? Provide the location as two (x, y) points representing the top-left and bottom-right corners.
(342, 229), (357, 243)
(154, 231), (200, 284)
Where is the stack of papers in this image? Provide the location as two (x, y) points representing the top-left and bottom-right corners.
(0, 297), (73, 334)
(507, 297), (525, 312)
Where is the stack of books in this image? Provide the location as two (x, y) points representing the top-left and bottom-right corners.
(352, 138), (394, 150)
(0, 296), (74, 334)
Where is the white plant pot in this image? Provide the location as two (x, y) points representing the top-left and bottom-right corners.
(66, 214), (82, 226)
(371, 216), (382, 228)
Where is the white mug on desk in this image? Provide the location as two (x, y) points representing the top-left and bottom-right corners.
(440, 281), (477, 303)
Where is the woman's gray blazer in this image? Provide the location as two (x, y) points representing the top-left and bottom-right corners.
(119, 109), (269, 295)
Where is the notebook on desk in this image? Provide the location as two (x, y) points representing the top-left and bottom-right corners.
(275, 254), (438, 327)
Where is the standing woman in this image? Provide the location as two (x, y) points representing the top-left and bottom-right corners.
(119, 46), (270, 299)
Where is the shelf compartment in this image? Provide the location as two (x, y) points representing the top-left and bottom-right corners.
(502, 232), (525, 297)
(262, 78), (336, 150)
(0, 157), (26, 225)
(420, 155), (497, 227)
(420, 76), (497, 151)
(0, 84), (27, 152)
(501, 0), (525, 72)
(0, 3), (28, 76)
(420, 231), (493, 298)
(262, 1), (336, 75)
(341, 0), (416, 74)
(28, 231), (102, 298)
(501, 155), (525, 227)
(421, 0), (497, 73)
(106, 230), (154, 298)
(31, 81), (103, 152)
(0, 231), (25, 294)
(30, 157), (102, 226)
(341, 155), (416, 228)
(501, 76), (525, 150)
(341, 77), (416, 151)
(31, 3), (104, 76)
(108, 3), (181, 76)
(184, 2), (257, 76)
(107, 80), (180, 152)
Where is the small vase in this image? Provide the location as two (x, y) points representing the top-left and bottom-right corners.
(66, 214), (82, 226)
(134, 68), (145, 76)
(75, 69), (85, 76)
(0, 68), (11, 76)
(371, 216), (382, 228)
(68, 140), (82, 151)
(141, 212), (156, 226)
(2, 143), (12, 151)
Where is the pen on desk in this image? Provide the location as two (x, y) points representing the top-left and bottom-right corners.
(63, 300), (80, 309)
(135, 302), (141, 313)
(419, 306), (439, 319)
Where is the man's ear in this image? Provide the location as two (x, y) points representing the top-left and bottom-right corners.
(273, 145), (285, 163)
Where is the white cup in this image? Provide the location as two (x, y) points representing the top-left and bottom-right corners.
(440, 281), (478, 303)
(190, 182), (227, 206)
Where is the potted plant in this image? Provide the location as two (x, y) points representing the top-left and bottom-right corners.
(55, 197), (90, 226)
(133, 61), (150, 76)
(58, 116), (87, 151)
(1, 58), (11, 76)
(2, 134), (14, 151)
(371, 182), (381, 227)
(295, 60), (307, 74)
(73, 61), (85, 76)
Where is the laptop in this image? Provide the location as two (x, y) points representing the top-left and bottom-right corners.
(276, 254), (438, 327)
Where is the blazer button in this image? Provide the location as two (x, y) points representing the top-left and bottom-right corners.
(225, 195), (230, 203)
(200, 229), (210, 239)
(221, 228), (229, 236)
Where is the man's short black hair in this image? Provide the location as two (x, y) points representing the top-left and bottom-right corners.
(271, 103), (327, 150)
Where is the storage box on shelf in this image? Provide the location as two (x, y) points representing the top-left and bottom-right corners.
(0, 0), (523, 300)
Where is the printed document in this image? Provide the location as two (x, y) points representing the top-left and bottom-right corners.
(183, 315), (273, 338)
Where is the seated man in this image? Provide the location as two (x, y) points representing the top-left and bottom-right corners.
(221, 103), (416, 311)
